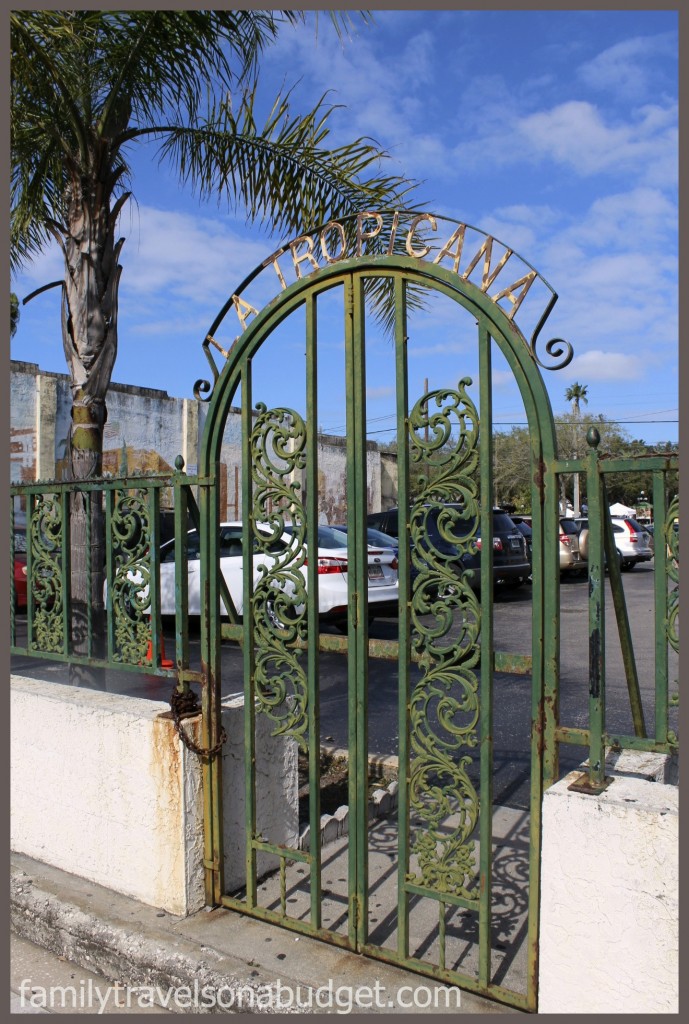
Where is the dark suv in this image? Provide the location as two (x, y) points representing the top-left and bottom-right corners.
(367, 505), (530, 589)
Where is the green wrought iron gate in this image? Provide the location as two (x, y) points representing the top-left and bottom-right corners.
(9, 212), (678, 1012)
(195, 213), (571, 1011)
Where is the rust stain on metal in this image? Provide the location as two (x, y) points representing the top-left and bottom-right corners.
(589, 628), (601, 697)
(533, 458), (546, 498)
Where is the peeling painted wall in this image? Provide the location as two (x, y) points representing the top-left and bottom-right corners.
(11, 360), (397, 519)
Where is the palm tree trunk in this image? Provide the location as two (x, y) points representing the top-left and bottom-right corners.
(61, 182), (121, 687)
(67, 391), (107, 687)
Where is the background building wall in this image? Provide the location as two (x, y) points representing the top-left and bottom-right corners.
(11, 360), (396, 518)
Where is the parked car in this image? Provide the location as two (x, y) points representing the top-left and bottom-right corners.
(559, 518), (584, 575)
(157, 522), (399, 628)
(332, 524), (399, 560)
(574, 516), (653, 571)
(13, 528), (27, 611)
(366, 505), (530, 589)
(13, 552), (27, 611)
(510, 517), (533, 576)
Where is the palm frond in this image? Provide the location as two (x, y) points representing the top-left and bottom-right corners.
(152, 89), (417, 238)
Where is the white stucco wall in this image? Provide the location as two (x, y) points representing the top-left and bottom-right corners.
(11, 676), (299, 916)
(539, 754), (678, 1014)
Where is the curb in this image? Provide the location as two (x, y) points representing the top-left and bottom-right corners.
(11, 867), (310, 1014)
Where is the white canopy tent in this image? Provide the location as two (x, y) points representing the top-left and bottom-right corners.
(609, 502), (636, 517)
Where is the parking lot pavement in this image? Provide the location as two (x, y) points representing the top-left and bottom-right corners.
(11, 564), (675, 812)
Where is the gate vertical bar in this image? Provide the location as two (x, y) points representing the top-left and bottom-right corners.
(241, 357), (258, 907)
(586, 431), (606, 788)
(173, 477), (190, 674)
(200, 450), (223, 903)
(85, 488), (93, 659)
(344, 273), (369, 948)
(305, 291), (322, 928)
(527, 426), (546, 1012)
(148, 485), (161, 667)
(60, 488), (71, 655)
(477, 323), (494, 989)
(105, 489), (116, 662)
(394, 276), (411, 959)
(653, 470), (669, 743)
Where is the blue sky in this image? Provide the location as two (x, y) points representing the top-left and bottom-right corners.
(10, 9), (678, 446)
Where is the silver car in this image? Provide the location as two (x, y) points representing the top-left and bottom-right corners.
(575, 516), (653, 572)
(559, 518), (584, 575)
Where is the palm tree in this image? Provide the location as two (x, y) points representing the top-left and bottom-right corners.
(565, 382), (589, 515)
(565, 382), (589, 417)
(11, 10), (416, 682)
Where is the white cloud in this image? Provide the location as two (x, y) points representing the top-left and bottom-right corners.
(564, 350), (645, 383)
(118, 205), (270, 304)
(577, 33), (677, 100)
(517, 101), (677, 185)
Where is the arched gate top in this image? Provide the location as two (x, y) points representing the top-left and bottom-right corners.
(195, 211), (572, 407)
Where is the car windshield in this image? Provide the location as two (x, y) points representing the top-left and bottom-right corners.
(366, 527), (397, 547)
(560, 520), (579, 535)
(492, 512), (518, 533)
(334, 525), (397, 547)
(282, 524), (349, 549)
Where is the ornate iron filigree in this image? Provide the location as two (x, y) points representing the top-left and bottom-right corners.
(406, 380), (481, 898)
(30, 493), (64, 652)
(665, 496), (679, 655)
(110, 489), (152, 664)
(250, 404), (309, 748)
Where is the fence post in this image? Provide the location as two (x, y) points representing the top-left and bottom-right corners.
(569, 427), (610, 794)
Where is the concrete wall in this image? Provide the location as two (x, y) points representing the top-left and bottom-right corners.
(539, 751), (678, 1013)
(10, 676), (299, 917)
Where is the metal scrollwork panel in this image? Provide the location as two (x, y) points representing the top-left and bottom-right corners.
(251, 404), (309, 748)
(665, 496), (679, 655)
(110, 489), (152, 664)
(407, 379), (481, 899)
(30, 493), (64, 652)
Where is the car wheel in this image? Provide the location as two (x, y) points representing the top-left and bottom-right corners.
(503, 577), (524, 589)
(265, 596), (299, 631)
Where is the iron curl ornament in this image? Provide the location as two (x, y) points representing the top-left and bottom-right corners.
(30, 493), (64, 653)
(406, 380), (481, 898)
(250, 404), (310, 748)
(110, 489), (153, 664)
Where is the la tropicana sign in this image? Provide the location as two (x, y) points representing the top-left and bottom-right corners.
(200, 210), (570, 393)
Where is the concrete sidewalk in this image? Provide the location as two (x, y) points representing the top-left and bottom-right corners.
(11, 852), (518, 1016)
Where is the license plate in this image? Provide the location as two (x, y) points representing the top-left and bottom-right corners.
(510, 537), (521, 550)
(368, 564), (384, 580)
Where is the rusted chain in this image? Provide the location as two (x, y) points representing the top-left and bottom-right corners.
(169, 688), (226, 758)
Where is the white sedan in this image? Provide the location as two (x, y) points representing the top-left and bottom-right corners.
(157, 522), (399, 627)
